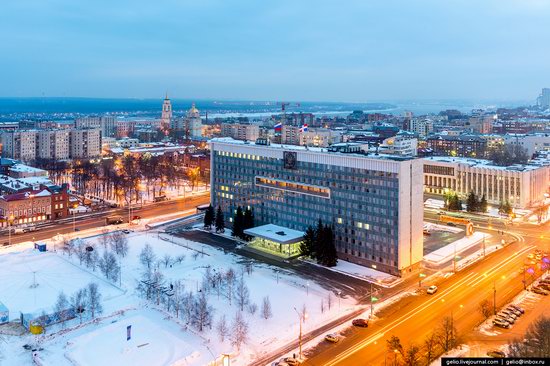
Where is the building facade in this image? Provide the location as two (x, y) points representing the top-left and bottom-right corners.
(75, 116), (116, 138)
(70, 129), (101, 159)
(409, 118), (434, 138)
(161, 95), (172, 132)
(423, 156), (550, 208)
(426, 134), (503, 158)
(210, 138), (424, 276)
(221, 123), (260, 142)
(37, 130), (71, 160)
(185, 103), (203, 138)
(1, 131), (37, 162)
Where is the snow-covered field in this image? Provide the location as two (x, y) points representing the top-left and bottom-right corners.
(0, 227), (358, 366)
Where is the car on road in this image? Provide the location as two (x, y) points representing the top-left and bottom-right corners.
(536, 254), (543, 260)
(427, 285), (438, 294)
(487, 350), (506, 358)
(325, 333), (340, 343)
(132, 215), (141, 220)
(352, 318), (369, 327)
(538, 283), (550, 291)
(527, 253), (535, 259)
(446, 222), (456, 227)
(493, 319), (511, 329)
(122, 229), (131, 234)
(532, 287), (549, 295)
(508, 304), (525, 314)
(273, 360), (289, 366)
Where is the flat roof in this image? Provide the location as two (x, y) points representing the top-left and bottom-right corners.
(243, 224), (304, 244)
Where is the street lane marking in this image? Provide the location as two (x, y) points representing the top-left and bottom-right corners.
(324, 271), (478, 366)
(466, 245), (535, 287)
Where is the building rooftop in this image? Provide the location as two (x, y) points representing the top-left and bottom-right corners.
(210, 137), (415, 161)
(423, 155), (550, 171)
(243, 224), (304, 244)
(0, 189), (51, 202)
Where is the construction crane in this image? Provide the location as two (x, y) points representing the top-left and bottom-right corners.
(277, 102), (301, 125)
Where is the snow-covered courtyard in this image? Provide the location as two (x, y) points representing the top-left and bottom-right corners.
(0, 225), (358, 366)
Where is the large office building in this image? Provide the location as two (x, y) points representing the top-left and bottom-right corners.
(537, 88), (550, 109)
(423, 156), (550, 208)
(210, 138), (424, 276)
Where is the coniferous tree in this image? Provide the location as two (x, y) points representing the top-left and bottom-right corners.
(315, 219), (325, 263)
(479, 195), (488, 213)
(215, 206), (225, 233)
(299, 226), (316, 258)
(323, 225), (338, 267)
(203, 204), (215, 229)
(466, 191), (478, 212)
(242, 208), (254, 241)
(232, 206), (244, 238)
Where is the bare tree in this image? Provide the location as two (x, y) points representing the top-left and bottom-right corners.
(235, 275), (250, 312)
(54, 291), (70, 328)
(86, 283), (103, 319)
(151, 269), (165, 305)
(423, 332), (439, 365)
(192, 291), (214, 332)
(61, 236), (74, 257)
(231, 311), (249, 351)
(192, 251), (200, 261)
(139, 243), (156, 269)
(261, 296), (273, 319)
(479, 299), (493, 319)
(403, 343), (422, 366)
(161, 254), (172, 268)
(182, 291), (195, 324)
(225, 268), (236, 305)
(386, 335), (404, 365)
(172, 281), (185, 318)
(71, 288), (88, 323)
(327, 293), (333, 311)
(247, 302), (258, 315)
(174, 254), (186, 265)
(99, 228), (110, 249)
(216, 314), (230, 342)
(99, 251), (120, 282)
(437, 316), (458, 353)
(110, 231), (129, 257)
(320, 299), (325, 314)
(301, 304), (307, 323)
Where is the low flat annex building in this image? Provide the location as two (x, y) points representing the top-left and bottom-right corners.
(244, 224), (304, 258)
(210, 138), (424, 276)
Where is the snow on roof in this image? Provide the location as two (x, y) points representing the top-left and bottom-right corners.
(423, 155), (550, 171)
(10, 164), (47, 174)
(243, 224), (304, 244)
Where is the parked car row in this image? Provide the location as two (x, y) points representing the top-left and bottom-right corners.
(531, 277), (550, 295)
(492, 304), (525, 329)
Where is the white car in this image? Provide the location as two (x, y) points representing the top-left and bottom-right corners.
(427, 285), (438, 294)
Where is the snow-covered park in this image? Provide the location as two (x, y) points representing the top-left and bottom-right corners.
(0, 225), (358, 366)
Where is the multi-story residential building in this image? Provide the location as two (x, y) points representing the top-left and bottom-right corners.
(503, 134), (550, 157)
(75, 116), (116, 137)
(220, 123), (260, 142)
(210, 138), (424, 276)
(537, 88), (550, 109)
(426, 134), (503, 158)
(380, 133), (418, 157)
(423, 156), (550, 208)
(0, 183), (69, 227)
(1, 131), (37, 162)
(115, 120), (136, 138)
(37, 130), (71, 160)
(409, 118), (434, 138)
(70, 128), (101, 159)
(468, 114), (495, 134)
(281, 126), (341, 147)
(0, 122), (19, 132)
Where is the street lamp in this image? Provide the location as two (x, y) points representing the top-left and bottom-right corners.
(418, 273), (426, 288)
(7, 214), (14, 246)
(293, 307), (306, 360)
(493, 275), (506, 315)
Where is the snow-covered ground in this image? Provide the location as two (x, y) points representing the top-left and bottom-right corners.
(423, 222), (463, 234)
(0, 225), (358, 366)
(424, 232), (491, 265)
(305, 258), (401, 288)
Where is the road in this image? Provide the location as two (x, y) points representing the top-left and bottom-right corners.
(0, 194), (210, 245)
(304, 214), (549, 366)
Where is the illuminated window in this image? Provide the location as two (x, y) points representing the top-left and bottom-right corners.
(357, 222), (363, 228)
(337, 218), (343, 224)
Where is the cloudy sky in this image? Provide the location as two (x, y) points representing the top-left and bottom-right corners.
(0, 0), (548, 102)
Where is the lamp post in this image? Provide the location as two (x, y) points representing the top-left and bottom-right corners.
(7, 214), (14, 246)
(493, 275), (506, 315)
(293, 307), (305, 360)
(419, 273), (426, 288)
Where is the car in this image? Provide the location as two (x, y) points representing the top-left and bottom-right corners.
(532, 287), (549, 295)
(122, 229), (131, 234)
(493, 319), (510, 329)
(536, 254), (543, 260)
(528, 253), (535, 259)
(505, 307), (522, 316)
(352, 318), (369, 327)
(500, 309), (518, 319)
(496, 314), (515, 324)
(447, 222), (456, 227)
(132, 215), (142, 220)
(538, 283), (550, 291)
(427, 285), (438, 294)
(325, 333), (340, 343)
(274, 360), (289, 366)
(283, 357), (301, 366)
(539, 279), (550, 286)
(487, 350), (506, 358)
(508, 304), (525, 314)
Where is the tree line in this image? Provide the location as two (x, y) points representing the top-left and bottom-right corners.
(299, 220), (338, 267)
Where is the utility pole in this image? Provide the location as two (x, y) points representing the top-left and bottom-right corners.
(493, 280), (497, 315)
(453, 243), (457, 273)
(293, 307), (303, 360)
(370, 282), (374, 317)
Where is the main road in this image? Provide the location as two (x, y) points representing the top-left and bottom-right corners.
(0, 194), (210, 245)
(304, 215), (548, 365)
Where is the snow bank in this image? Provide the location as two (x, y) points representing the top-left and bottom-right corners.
(424, 232), (491, 265)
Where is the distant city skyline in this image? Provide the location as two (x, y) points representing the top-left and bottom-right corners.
(1, 0), (549, 102)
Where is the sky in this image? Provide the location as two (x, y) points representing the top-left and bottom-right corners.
(0, 0), (549, 102)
